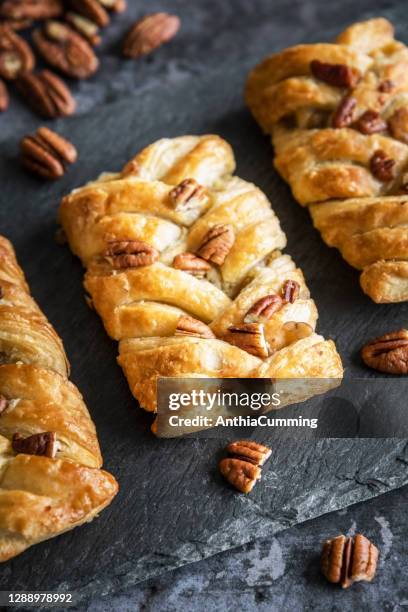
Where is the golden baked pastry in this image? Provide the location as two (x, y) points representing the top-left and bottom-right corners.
(0, 236), (118, 562)
(59, 135), (343, 427)
(246, 17), (408, 303)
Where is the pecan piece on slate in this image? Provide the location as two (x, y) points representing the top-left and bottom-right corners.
(226, 440), (272, 466)
(68, 0), (110, 28)
(361, 329), (408, 374)
(356, 110), (387, 135)
(0, 394), (9, 415)
(321, 534), (379, 589)
(172, 252), (211, 277)
(370, 149), (395, 182)
(223, 323), (269, 358)
(332, 96), (356, 128)
(388, 107), (408, 144)
(197, 224), (235, 266)
(244, 294), (283, 323)
(16, 69), (76, 117)
(282, 279), (300, 303)
(169, 178), (207, 211)
(310, 60), (361, 88)
(65, 12), (101, 46)
(20, 126), (77, 180)
(219, 458), (261, 494)
(105, 240), (159, 269)
(123, 13), (180, 59)
(12, 431), (59, 458)
(0, 78), (9, 111)
(0, 24), (35, 79)
(0, 0), (63, 20)
(33, 20), (99, 79)
(175, 315), (215, 339)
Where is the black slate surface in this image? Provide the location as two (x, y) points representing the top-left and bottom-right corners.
(1, 1), (408, 606)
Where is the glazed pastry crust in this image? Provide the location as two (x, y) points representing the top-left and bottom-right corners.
(60, 135), (343, 425)
(0, 237), (118, 562)
(246, 18), (408, 302)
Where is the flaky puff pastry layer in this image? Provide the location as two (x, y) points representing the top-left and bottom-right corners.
(246, 18), (408, 303)
(0, 237), (117, 562)
(59, 134), (342, 423)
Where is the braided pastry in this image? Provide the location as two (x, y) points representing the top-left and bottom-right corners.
(246, 17), (408, 303)
(0, 236), (118, 562)
(59, 135), (343, 427)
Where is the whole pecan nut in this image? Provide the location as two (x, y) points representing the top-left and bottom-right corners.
(388, 107), (408, 144)
(21, 126), (77, 180)
(332, 96), (356, 128)
(175, 314), (215, 339)
(65, 12), (101, 46)
(169, 178), (207, 211)
(321, 534), (379, 588)
(226, 440), (272, 466)
(0, 394), (9, 415)
(223, 322), (269, 358)
(105, 240), (159, 269)
(310, 60), (361, 88)
(0, 78), (9, 111)
(69, 0), (110, 28)
(16, 69), (76, 117)
(123, 12), (180, 59)
(244, 294), (283, 323)
(12, 431), (59, 458)
(361, 329), (408, 374)
(356, 110), (387, 135)
(33, 21), (99, 79)
(0, 0), (63, 20)
(282, 279), (300, 303)
(197, 224), (235, 266)
(370, 149), (395, 182)
(0, 24), (35, 79)
(172, 252), (211, 277)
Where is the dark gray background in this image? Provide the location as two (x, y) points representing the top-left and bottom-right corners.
(1, 1), (408, 610)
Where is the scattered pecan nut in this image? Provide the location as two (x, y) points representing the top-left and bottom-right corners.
(123, 12), (180, 59)
(16, 69), (76, 118)
(388, 107), (408, 144)
(197, 224), (235, 266)
(361, 329), (408, 374)
(310, 60), (361, 88)
(12, 431), (59, 458)
(69, 0), (110, 28)
(0, 18), (34, 31)
(332, 96), (356, 128)
(105, 240), (159, 269)
(65, 12), (101, 46)
(219, 439), (271, 493)
(0, 78), (9, 111)
(226, 440), (272, 466)
(0, 24), (35, 79)
(370, 149), (396, 182)
(21, 126), (77, 180)
(169, 178), (207, 211)
(0, 394), (9, 415)
(33, 21), (99, 79)
(175, 315), (215, 339)
(282, 279), (300, 303)
(356, 110), (387, 135)
(0, 0), (63, 20)
(321, 534), (379, 589)
(244, 294), (283, 323)
(172, 252), (211, 277)
(223, 323), (269, 358)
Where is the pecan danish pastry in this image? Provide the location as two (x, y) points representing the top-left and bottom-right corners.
(246, 18), (408, 303)
(0, 236), (118, 561)
(59, 135), (343, 428)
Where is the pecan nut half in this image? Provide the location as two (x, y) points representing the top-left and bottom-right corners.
(321, 534), (379, 589)
(172, 252), (211, 277)
(123, 13), (180, 59)
(0, 24), (35, 79)
(361, 329), (408, 374)
(69, 0), (110, 28)
(332, 96), (356, 129)
(356, 110), (387, 135)
(33, 21), (99, 79)
(388, 107), (408, 144)
(21, 126), (77, 180)
(226, 440), (272, 466)
(197, 224), (235, 266)
(0, 0), (63, 20)
(16, 69), (76, 118)
(223, 323), (269, 358)
(310, 60), (361, 88)
(105, 240), (159, 269)
(0, 78), (9, 111)
(169, 178), (207, 211)
(65, 12), (101, 46)
(0, 394), (9, 415)
(244, 294), (283, 323)
(12, 431), (59, 458)
(370, 149), (395, 182)
(219, 458), (262, 494)
(0, 18), (34, 31)
(282, 279), (300, 303)
(175, 315), (215, 339)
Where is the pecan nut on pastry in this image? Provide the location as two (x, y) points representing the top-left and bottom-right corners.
(219, 440), (272, 493)
(16, 69), (76, 118)
(310, 60), (361, 88)
(321, 534), (379, 588)
(0, 24), (35, 80)
(361, 329), (408, 374)
(169, 178), (207, 211)
(282, 279), (300, 303)
(20, 126), (77, 180)
(175, 315), (215, 339)
(197, 223), (235, 265)
(122, 12), (180, 59)
(172, 252), (211, 277)
(105, 240), (159, 269)
(370, 150), (395, 183)
(356, 110), (387, 135)
(244, 294), (284, 323)
(332, 95), (356, 128)
(12, 431), (59, 458)
(223, 323), (269, 358)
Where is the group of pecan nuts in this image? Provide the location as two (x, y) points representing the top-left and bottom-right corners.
(0, 1), (180, 117)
